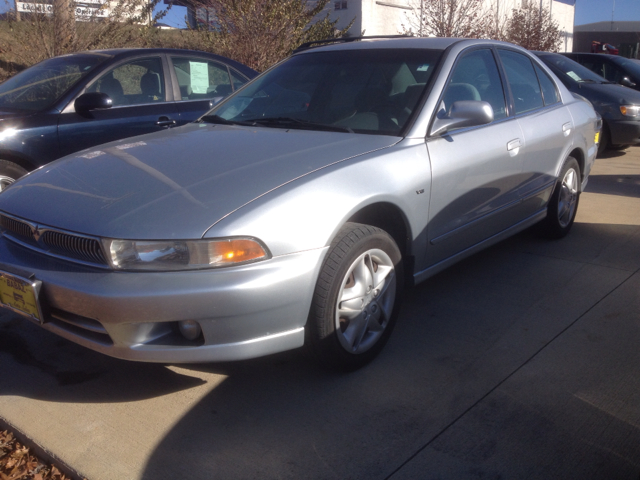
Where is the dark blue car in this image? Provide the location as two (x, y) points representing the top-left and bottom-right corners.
(0, 48), (257, 189)
(536, 52), (640, 153)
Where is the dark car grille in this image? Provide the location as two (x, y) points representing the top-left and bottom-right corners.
(0, 213), (108, 267)
(1, 214), (33, 240)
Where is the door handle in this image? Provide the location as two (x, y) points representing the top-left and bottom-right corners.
(156, 117), (176, 127)
(562, 122), (572, 136)
(507, 138), (521, 151)
(507, 138), (521, 157)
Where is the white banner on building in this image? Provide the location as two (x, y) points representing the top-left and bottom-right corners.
(17, 1), (109, 17)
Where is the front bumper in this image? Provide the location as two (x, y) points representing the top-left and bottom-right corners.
(0, 236), (327, 362)
(609, 119), (640, 146)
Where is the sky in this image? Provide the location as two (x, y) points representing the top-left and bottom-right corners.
(2, 0), (639, 29)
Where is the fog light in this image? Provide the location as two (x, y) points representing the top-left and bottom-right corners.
(178, 320), (202, 341)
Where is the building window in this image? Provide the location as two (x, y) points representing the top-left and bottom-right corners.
(335, 1), (347, 9)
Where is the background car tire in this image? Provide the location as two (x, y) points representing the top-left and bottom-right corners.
(0, 160), (28, 192)
(306, 223), (404, 371)
(538, 156), (581, 239)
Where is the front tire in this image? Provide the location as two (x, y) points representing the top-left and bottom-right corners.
(306, 223), (404, 371)
(0, 160), (28, 192)
(539, 156), (581, 239)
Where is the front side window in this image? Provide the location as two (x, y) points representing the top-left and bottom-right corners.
(87, 57), (165, 107)
(498, 50), (544, 115)
(442, 48), (507, 122)
(0, 54), (108, 112)
(171, 57), (245, 101)
(211, 49), (443, 136)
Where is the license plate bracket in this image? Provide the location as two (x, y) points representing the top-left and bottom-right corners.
(0, 270), (44, 324)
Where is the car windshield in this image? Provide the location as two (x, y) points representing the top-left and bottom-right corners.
(612, 56), (640, 77)
(539, 55), (607, 83)
(0, 53), (109, 112)
(208, 48), (443, 136)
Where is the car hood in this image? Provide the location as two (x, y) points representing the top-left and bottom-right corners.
(0, 123), (399, 239)
(576, 82), (640, 107)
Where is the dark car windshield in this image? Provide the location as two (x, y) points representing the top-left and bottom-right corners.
(538, 54), (607, 83)
(611, 56), (640, 77)
(0, 53), (109, 112)
(208, 48), (443, 136)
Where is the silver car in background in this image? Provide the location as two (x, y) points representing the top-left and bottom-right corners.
(0, 38), (599, 371)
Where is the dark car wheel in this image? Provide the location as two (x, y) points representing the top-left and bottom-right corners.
(0, 160), (28, 192)
(306, 223), (404, 371)
(539, 157), (581, 239)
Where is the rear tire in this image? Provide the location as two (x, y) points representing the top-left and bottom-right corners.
(306, 223), (403, 371)
(0, 160), (28, 192)
(538, 157), (580, 239)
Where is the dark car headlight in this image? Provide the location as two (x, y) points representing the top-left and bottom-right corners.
(620, 105), (640, 117)
(103, 237), (270, 271)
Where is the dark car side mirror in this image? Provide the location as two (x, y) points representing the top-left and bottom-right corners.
(74, 92), (113, 113)
(621, 76), (637, 88)
(431, 100), (494, 137)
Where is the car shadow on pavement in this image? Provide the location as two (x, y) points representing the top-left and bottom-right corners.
(138, 219), (640, 480)
(585, 174), (640, 198)
(0, 315), (206, 402)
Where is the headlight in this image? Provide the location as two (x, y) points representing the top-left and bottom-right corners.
(620, 105), (640, 117)
(103, 237), (270, 271)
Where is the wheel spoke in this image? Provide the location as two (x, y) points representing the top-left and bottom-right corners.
(339, 255), (371, 303)
(341, 311), (369, 351)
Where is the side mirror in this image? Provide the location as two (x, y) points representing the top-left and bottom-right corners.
(75, 92), (113, 113)
(621, 76), (637, 88)
(431, 100), (494, 137)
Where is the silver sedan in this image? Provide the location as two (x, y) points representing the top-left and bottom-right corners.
(0, 38), (599, 370)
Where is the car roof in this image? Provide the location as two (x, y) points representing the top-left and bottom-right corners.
(68, 48), (258, 77)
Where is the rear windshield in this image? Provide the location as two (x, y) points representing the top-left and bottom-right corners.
(212, 48), (443, 136)
(0, 54), (109, 112)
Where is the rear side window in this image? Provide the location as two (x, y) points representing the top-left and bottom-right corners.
(498, 50), (544, 115)
(534, 64), (560, 105)
(171, 57), (244, 101)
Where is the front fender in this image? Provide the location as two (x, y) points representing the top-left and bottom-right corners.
(205, 138), (432, 262)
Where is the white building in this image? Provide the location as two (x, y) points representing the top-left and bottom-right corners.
(326, 0), (575, 52)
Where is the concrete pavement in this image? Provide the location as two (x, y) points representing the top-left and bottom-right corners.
(1, 147), (639, 480)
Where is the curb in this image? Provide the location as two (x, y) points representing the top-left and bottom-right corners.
(0, 415), (87, 480)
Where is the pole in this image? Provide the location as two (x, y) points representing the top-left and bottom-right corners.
(611, 0), (615, 31)
(14, 0), (21, 20)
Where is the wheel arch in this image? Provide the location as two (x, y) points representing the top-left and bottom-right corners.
(0, 151), (35, 172)
(567, 147), (585, 184)
(345, 201), (415, 284)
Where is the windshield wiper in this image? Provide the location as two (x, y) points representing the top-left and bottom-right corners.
(199, 114), (253, 126)
(245, 117), (354, 133)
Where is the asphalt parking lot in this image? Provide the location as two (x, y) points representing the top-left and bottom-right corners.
(1, 147), (639, 480)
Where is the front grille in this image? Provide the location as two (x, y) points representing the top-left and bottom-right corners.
(0, 214), (34, 241)
(41, 230), (107, 265)
(0, 213), (108, 267)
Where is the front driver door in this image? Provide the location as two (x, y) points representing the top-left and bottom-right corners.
(426, 48), (525, 266)
(57, 55), (178, 157)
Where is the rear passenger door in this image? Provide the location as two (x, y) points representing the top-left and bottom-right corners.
(426, 48), (525, 265)
(58, 55), (178, 157)
(497, 49), (573, 217)
(168, 55), (251, 125)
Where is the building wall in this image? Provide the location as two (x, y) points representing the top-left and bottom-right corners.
(325, 0), (574, 51)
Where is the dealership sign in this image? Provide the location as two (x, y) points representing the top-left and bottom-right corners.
(17, 1), (109, 17)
